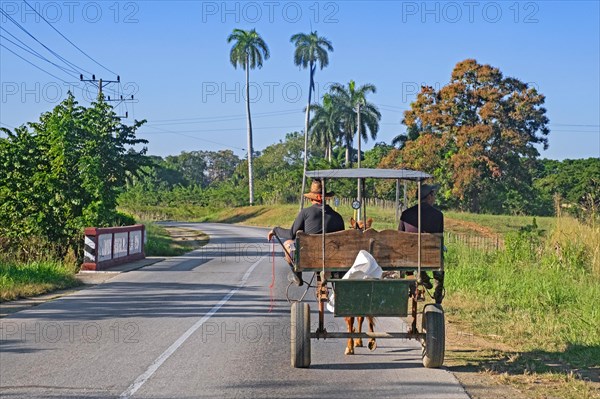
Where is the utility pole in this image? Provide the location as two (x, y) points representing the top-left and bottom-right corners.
(80, 74), (121, 98)
(356, 101), (362, 220)
(80, 74), (136, 118)
(106, 94), (137, 118)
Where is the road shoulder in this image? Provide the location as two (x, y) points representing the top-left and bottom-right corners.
(0, 257), (163, 318)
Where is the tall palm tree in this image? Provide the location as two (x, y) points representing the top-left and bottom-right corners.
(227, 28), (270, 205)
(290, 31), (333, 210)
(308, 93), (342, 163)
(330, 81), (381, 219)
(330, 81), (381, 167)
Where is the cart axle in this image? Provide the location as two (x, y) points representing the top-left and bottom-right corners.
(310, 331), (425, 340)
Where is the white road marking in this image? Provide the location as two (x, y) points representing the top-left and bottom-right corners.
(119, 254), (268, 398)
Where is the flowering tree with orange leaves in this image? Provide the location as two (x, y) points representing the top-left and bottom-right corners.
(391, 59), (549, 213)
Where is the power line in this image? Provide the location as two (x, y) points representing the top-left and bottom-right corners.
(0, 29), (80, 78)
(0, 43), (120, 100)
(0, 43), (74, 85)
(147, 109), (303, 124)
(145, 110), (303, 127)
(22, 0), (117, 77)
(0, 122), (17, 129)
(0, 32), (123, 99)
(0, 7), (91, 76)
(143, 124), (299, 134)
(551, 123), (600, 127)
(139, 127), (246, 151)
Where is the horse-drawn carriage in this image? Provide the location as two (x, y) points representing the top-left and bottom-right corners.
(288, 168), (445, 368)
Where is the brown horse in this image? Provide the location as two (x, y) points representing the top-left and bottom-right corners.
(345, 217), (377, 355)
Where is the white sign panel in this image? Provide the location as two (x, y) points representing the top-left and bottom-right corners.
(114, 232), (129, 259)
(129, 230), (142, 254)
(98, 234), (113, 262)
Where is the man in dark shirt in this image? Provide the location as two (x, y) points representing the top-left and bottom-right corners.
(399, 184), (444, 234)
(268, 180), (345, 285)
(399, 184), (445, 303)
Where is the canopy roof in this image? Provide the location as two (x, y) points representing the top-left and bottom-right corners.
(305, 168), (431, 181)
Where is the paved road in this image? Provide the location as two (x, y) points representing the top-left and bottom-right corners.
(0, 223), (469, 398)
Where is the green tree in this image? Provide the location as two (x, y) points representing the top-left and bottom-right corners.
(165, 151), (207, 186)
(309, 93), (342, 163)
(227, 28), (270, 206)
(399, 59), (550, 213)
(290, 31), (334, 210)
(203, 150), (241, 184)
(330, 81), (381, 167)
(534, 158), (600, 216)
(252, 132), (304, 204)
(0, 93), (148, 255)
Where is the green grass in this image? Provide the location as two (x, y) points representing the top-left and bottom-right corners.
(445, 211), (556, 235)
(0, 259), (80, 302)
(144, 222), (208, 256)
(444, 228), (600, 369)
(122, 204), (562, 238)
(119, 205), (219, 222)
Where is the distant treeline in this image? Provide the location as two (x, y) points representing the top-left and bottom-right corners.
(3, 59), (599, 260)
(118, 132), (599, 218)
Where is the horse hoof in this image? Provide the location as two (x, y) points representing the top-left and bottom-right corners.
(345, 347), (354, 355)
(368, 340), (377, 351)
(354, 339), (363, 347)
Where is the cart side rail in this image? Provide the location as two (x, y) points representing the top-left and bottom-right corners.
(295, 229), (443, 272)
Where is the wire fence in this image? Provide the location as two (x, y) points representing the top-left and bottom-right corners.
(336, 197), (504, 251)
(444, 232), (503, 251)
(337, 197), (401, 210)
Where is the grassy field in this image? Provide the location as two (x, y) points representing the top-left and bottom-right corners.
(0, 259), (80, 302)
(145, 222), (209, 256)
(0, 223), (208, 302)
(122, 203), (558, 240)
(445, 210), (556, 235)
(443, 212), (600, 398)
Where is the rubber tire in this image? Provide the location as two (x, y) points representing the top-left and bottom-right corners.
(422, 304), (445, 368)
(291, 302), (311, 368)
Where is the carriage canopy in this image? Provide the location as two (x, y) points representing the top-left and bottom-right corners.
(305, 168), (431, 181)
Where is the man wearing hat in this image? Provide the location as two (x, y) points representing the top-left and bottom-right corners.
(399, 184), (444, 303)
(267, 180), (345, 285)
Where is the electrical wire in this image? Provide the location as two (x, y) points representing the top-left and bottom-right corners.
(138, 128), (246, 151)
(142, 124), (299, 134)
(0, 7), (91, 76)
(22, 0), (117, 77)
(146, 112), (302, 127)
(0, 43), (122, 100)
(0, 37), (123, 99)
(1, 43), (74, 85)
(147, 108), (303, 124)
(0, 29), (80, 78)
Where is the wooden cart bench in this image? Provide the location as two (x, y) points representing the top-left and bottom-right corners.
(294, 229), (444, 272)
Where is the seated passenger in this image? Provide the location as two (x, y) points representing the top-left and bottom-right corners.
(399, 184), (444, 303)
(267, 180), (345, 285)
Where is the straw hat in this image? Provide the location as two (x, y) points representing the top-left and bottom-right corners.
(303, 180), (335, 201)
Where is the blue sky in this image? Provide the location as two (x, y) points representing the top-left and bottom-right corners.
(1, 0), (599, 160)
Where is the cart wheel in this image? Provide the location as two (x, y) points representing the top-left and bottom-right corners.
(422, 304), (445, 368)
(290, 302), (311, 368)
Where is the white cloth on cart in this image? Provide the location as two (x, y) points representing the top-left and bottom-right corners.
(326, 250), (383, 313)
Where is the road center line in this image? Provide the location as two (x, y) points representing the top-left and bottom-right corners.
(119, 254), (268, 398)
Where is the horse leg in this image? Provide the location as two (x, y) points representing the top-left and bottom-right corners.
(367, 317), (377, 351)
(344, 317), (355, 355)
(354, 316), (364, 347)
